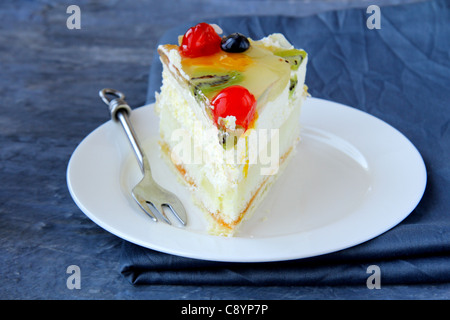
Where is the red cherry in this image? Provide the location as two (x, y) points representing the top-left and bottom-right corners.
(179, 23), (221, 58)
(211, 86), (257, 130)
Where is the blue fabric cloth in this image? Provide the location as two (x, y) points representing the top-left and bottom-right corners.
(121, 0), (450, 285)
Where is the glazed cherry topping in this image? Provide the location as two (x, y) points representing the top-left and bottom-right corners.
(211, 85), (256, 130)
(179, 23), (222, 58)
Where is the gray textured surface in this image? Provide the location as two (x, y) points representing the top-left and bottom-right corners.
(2, 0), (447, 299)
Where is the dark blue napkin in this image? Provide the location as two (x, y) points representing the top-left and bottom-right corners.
(121, 0), (450, 285)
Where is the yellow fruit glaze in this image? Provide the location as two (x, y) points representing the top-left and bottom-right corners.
(177, 40), (291, 104)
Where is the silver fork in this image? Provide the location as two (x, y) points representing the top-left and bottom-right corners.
(99, 88), (187, 226)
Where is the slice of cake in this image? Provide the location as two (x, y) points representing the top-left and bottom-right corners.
(155, 22), (308, 236)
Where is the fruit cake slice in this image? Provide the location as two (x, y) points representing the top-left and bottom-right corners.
(154, 23), (308, 236)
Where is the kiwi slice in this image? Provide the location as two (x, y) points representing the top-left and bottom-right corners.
(191, 70), (243, 97)
(289, 74), (298, 98)
(218, 127), (244, 150)
(273, 48), (307, 71)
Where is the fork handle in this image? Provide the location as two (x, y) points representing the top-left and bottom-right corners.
(99, 88), (148, 174)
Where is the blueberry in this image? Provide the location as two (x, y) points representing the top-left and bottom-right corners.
(221, 33), (250, 53)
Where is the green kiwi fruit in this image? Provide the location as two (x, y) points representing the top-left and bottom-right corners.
(273, 48), (307, 71)
(289, 74), (298, 98)
(219, 127), (244, 149)
(191, 70), (243, 97)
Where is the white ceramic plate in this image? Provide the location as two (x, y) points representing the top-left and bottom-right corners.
(67, 97), (426, 262)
